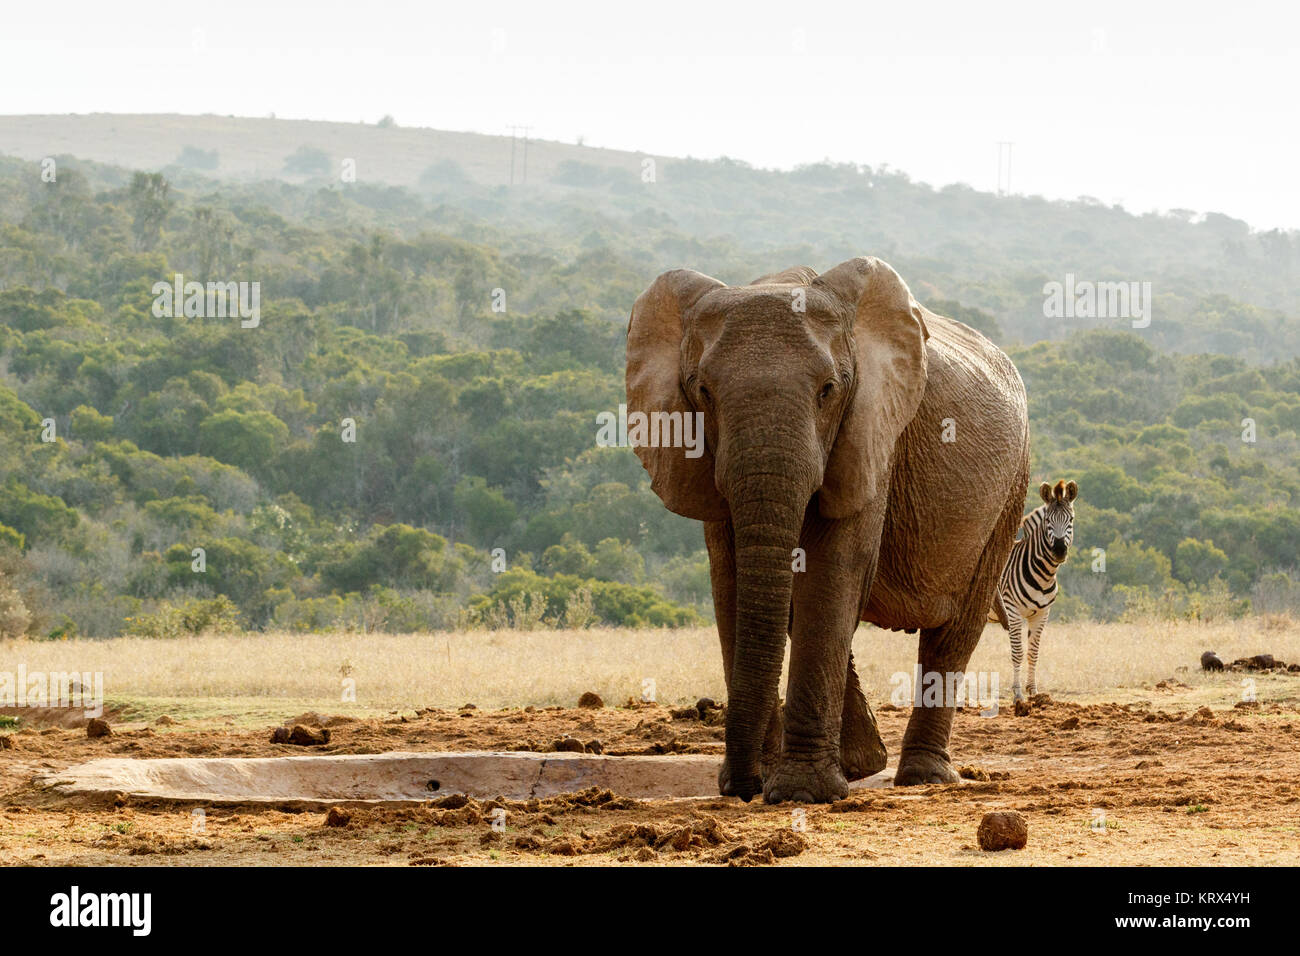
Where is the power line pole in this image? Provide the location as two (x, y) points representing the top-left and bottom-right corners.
(507, 125), (533, 184)
(996, 141), (1014, 196)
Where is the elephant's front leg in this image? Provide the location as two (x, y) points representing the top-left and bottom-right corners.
(763, 519), (872, 804)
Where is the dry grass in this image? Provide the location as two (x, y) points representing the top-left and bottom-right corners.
(2, 618), (1298, 719)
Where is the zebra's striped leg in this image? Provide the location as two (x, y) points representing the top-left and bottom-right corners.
(1025, 608), (1049, 697)
(1008, 612), (1025, 702)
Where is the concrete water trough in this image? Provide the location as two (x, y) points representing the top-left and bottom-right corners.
(41, 751), (894, 807)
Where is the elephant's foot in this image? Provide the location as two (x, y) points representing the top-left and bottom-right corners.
(894, 748), (961, 787)
(763, 757), (849, 804)
(718, 759), (763, 802)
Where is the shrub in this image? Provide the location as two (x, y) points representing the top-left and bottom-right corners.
(125, 595), (240, 638)
(0, 572), (32, 638)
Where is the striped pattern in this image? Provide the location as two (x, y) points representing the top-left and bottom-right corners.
(989, 480), (1077, 701)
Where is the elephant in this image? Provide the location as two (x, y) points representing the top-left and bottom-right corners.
(625, 257), (1030, 803)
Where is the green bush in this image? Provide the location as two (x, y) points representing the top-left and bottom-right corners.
(125, 595), (240, 638)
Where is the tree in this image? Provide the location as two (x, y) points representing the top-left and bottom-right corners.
(127, 172), (173, 250)
(176, 146), (219, 170)
(198, 409), (290, 474)
(70, 404), (113, 442)
(1173, 538), (1229, 586)
(283, 145), (331, 176)
(453, 477), (516, 544)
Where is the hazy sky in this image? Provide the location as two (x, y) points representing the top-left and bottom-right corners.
(5, 0), (1297, 230)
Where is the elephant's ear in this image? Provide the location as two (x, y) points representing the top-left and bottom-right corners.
(626, 269), (729, 521)
(814, 257), (929, 518)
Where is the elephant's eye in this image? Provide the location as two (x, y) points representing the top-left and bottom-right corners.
(818, 381), (836, 405)
(697, 384), (712, 406)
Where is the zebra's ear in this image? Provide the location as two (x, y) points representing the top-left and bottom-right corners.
(1039, 481), (1052, 504)
(1064, 480), (1078, 502)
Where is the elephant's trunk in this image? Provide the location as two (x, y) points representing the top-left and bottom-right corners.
(720, 448), (813, 798)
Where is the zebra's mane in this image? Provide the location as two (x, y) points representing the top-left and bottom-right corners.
(1016, 506), (1045, 539)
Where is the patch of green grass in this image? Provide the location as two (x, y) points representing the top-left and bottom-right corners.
(1187, 804), (1210, 814)
(1082, 817), (1120, 830)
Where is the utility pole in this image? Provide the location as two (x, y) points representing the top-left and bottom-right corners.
(507, 125), (533, 184)
(996, 141), (1014, 196)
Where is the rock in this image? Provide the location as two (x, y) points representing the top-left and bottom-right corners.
(283, 724), (330, 746)
(577, 692), (604, 709)
(87, 718), (113, 738)
(270, 726), (290, 744)
(324, 806), (352, 828)
(584, 739), (604, 754)
(697, 697), (725, 725)
(958, 765), (990, 781)
(0, 735), (14, 750)
(977, 811), (1028, 851)
(1201, 651), (1224, 672)
(552, 736), (584, 753)
(1058, 716), (1080, 730)
(155, 714), (176, 726)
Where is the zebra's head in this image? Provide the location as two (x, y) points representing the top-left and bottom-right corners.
(1037, 479), (1078, 562)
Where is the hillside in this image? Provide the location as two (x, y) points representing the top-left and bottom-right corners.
(2, 113), (1298, 357)
(0, 117), (1297, 640)
(0, 113), (650, 187)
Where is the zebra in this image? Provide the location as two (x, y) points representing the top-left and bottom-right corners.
(988, 479), (1078, 701)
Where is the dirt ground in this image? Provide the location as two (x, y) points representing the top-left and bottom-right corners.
(3, 682), (1299, 866)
